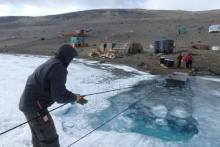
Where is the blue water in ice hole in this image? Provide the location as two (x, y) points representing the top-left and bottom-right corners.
(88, 79), (199, 141)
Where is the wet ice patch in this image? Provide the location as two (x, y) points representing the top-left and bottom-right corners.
(151, 105), (168, 118)
(154, 118), (168, 126)
(211, 90), (220, 97)
(169, 106), (191, 119)
(87, 80), (199, 141)
(167, 106), (198, 135)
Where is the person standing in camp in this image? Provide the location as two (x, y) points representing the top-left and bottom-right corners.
(103, 43), (107, 52)
(187, 53), (193, 69)
(177, 53), (182, 68)
(184, 53), (193, 69)
(19, 44), (88, 147)
(183, 53), (189, 68)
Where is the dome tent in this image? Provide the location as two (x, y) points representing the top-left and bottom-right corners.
(209, 25), (220, 33)
(127, 42), (144, 54)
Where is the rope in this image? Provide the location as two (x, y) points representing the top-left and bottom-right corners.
(66, 83), (156, 146)
(67, 93), (147, 147)
(0, 83), (146, 136)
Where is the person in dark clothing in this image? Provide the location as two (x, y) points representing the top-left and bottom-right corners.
(187, 54), (193, 69)
(19, 44), (88, 147)
(184, 53), (189, 68)
(177, 53), (182, 68)
(103, 43), (107, 52)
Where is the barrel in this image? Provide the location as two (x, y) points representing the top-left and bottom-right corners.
(160, 57), (165, 64)
(166, 59), (174, 67)
(164, 59), (169, 66)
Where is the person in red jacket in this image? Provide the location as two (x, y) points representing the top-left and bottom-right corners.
(184, 53), (193, 69)
(187, 53), (193, 69)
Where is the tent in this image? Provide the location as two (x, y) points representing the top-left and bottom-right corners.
(99, 42), (116, 53)
(127, 42), (143, 54)
(209, 25), (220, 33)
(99, 42), (143, 57)
(177, 26), (187, 34)
(197, 26), (205, 33)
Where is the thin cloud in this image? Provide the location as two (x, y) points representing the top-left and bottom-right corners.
(144, 0), (220, 11)
(0, 0), (220, 16)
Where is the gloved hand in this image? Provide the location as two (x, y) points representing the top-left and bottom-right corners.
(76, 94), (88, 105)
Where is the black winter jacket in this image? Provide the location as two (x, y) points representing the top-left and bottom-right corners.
(19, 45), (78, 112)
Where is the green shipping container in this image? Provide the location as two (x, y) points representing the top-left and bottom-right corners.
(68, 36), (85, 45)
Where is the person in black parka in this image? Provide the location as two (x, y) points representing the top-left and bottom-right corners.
(19, 44), (87, 147)
(177, 53), (182, 68)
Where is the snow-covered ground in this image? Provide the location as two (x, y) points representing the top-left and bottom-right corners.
(0, 54), (220, 147)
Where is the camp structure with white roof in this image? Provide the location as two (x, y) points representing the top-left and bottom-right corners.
(209, 25), (220, 33)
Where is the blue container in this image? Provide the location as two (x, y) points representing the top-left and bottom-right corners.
(155, 39), (174, 54)
(154, 41), (160, 53)
(163, 40), (174, 54)
(164, 58), (169, 66)
(166, 59), (174, 67)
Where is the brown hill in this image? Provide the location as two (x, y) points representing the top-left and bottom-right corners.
(0, 9), (220, 75)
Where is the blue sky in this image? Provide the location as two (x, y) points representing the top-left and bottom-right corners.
(0, 0), (220, 16)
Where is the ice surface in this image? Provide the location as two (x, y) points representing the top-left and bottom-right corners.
(211, 90), (220, 97)
(0, 54), (220, 147)
(198, 76), (220, 82)
(169, 106), (191, 119)
(0, 54), (155, 147)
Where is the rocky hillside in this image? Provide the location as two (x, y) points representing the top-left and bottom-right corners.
(0, 9), (220, 54)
